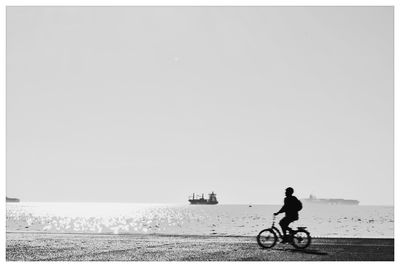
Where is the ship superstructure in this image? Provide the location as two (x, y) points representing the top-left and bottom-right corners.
(302, 194), (359, 205)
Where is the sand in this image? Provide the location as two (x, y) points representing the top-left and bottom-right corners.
(6, 232), (394, 261)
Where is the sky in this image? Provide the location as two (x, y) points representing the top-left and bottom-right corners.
(6, 7), (393, 205)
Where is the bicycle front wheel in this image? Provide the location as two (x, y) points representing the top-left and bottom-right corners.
(257, 229), (277, 249)
(291, 229), (311, 249)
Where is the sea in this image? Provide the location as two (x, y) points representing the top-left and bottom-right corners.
(6, 203), (394, 238)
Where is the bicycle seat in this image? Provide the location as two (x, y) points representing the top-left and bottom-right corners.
(297, 227), (307, 230)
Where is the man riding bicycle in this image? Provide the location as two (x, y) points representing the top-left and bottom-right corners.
(274, 187), (302, 242)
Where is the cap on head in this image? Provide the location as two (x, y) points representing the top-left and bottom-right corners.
(285, 187), (294, 195)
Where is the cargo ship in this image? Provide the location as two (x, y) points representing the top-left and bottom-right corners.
(188, 192), (218, 205)
(6, 197), (20, 203)
(302, 194), (359, 205)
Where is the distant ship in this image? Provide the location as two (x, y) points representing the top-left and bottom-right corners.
(6, 197), (20, 203)
(188, 192), (218, 205)
(302, 194), (359, 205)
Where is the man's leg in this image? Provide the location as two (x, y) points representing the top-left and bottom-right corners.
(279, 217), (290, 238)
(286, 218), (297, 240)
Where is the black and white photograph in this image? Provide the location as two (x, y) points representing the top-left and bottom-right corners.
(4, 3), (396, 262)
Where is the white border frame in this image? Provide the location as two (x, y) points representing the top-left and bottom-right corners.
(1, 0), (398, 266)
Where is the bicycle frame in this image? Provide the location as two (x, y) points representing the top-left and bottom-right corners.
(270, 215), (294, 239)
(270, 215), (283, 239)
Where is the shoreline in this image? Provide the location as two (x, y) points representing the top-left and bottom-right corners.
(7, 232), (394, 261)
(5, 230), (394, 239)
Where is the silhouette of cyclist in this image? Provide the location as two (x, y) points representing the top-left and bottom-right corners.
(274, 187), (302, 242)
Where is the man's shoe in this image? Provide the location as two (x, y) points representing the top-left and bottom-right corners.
(281, 236), (289, 243)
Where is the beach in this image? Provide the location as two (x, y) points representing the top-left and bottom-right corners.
(7, 203), (394, 261)
(6, 232), (394, 261)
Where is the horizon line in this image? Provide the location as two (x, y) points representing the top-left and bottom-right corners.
(5, 200), (394, 207)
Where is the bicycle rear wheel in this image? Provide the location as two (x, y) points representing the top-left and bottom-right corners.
(291, 229), (311, 249)
(257, 229), (277, 249)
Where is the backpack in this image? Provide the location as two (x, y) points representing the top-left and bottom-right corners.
(295, 198), (303, 211)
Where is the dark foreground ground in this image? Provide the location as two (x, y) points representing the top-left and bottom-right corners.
(6, 232), (394, 261)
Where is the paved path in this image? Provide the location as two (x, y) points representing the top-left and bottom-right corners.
(6, 232), (394, 261)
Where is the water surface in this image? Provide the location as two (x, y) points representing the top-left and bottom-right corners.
(6, 203), (394, 238)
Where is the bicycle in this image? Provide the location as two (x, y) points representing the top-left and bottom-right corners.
(256, 214), (311, 249)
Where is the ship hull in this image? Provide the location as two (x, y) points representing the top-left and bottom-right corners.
(303, 199), (359, 205)
(189, 200), (218, 205)
(6, 197), (20, 203)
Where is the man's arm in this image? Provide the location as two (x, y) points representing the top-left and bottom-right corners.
(274, 199), (287, 215)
